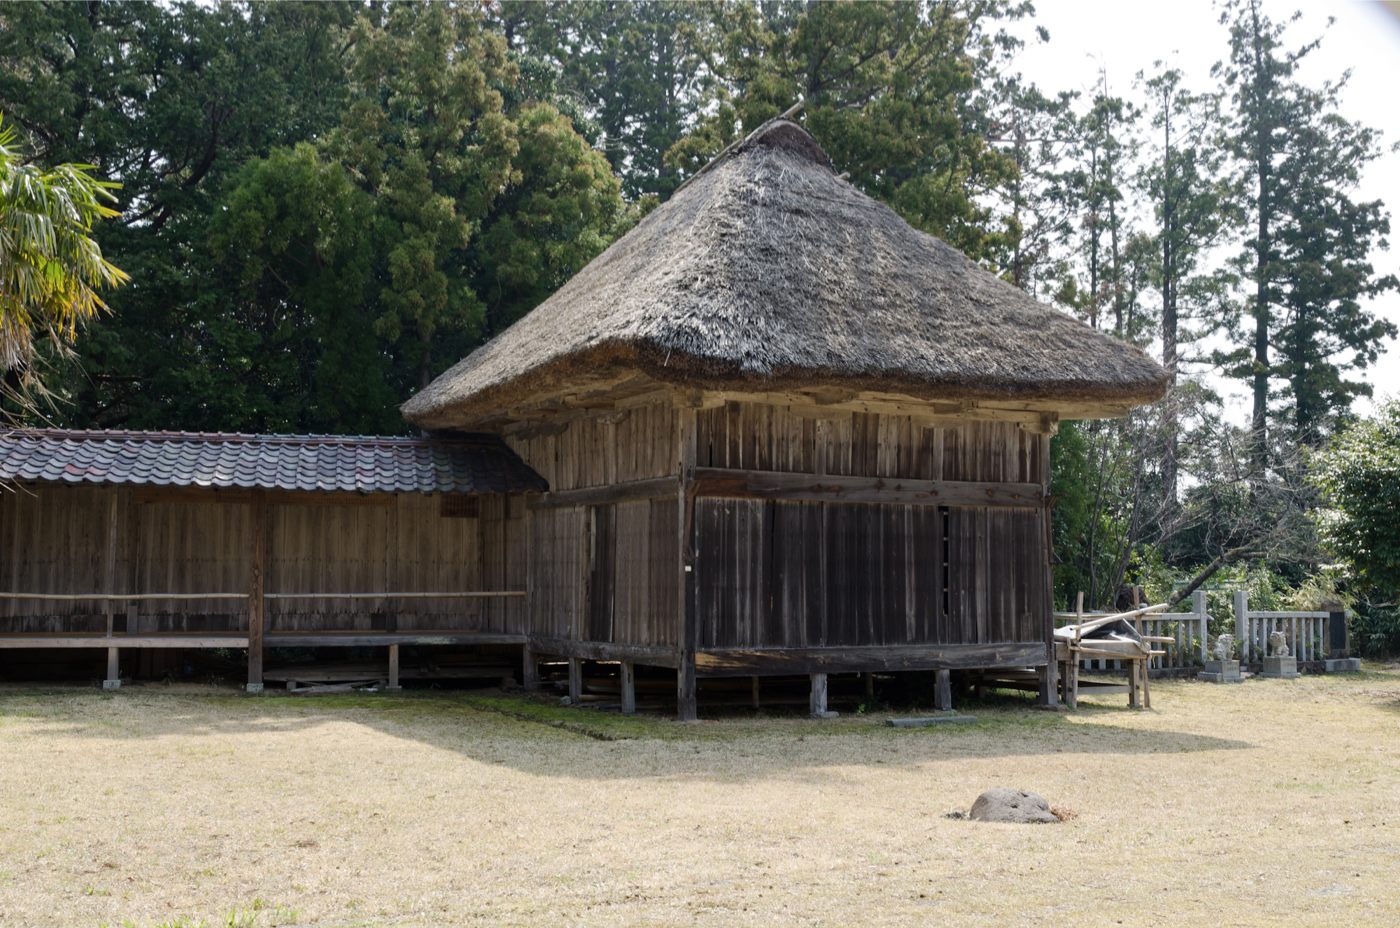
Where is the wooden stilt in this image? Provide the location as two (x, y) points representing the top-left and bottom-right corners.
(935, 668), (952, 711)
(809, 672), (833, 719)
(1140, 657), (1151, 709)
(863, 672), (875, 702)
(1037, 652), (1059, 708)
(1127, 659), (1140, 709)
(568, 657), (583, 703)
(676, 653), (697, 721)
(521, 643), (539, 690)
(385, 643), (401, 692)
(103, 647), (120, 690)
(246, 490), (266, 694)
(750, 675), (761, 709)
(620, 660), (636, 715)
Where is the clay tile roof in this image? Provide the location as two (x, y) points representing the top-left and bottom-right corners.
(0, 430), (546, 496)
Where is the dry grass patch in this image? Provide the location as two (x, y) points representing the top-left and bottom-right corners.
(1, 670), (1398, 927)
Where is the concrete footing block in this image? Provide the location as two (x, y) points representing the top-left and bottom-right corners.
(1324, 657), (1362, 673)
(101, 679), (121, 690)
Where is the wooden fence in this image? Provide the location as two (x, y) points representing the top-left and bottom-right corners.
(1055, 591), (1210, 674)
(1233, 591), (1333, 665)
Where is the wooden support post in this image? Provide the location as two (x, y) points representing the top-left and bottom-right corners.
(567, 658), (583, 703)
(246, 490), (266, 694)
(1140, 656), (1151, 709)
(620, 660), (636, 715)
(1038, 649), (1059, 708)
(102, 491), (121, 689)
(103, 647), (120, 690)
(750, 675), (761, 709)
(1127, 660), (1140, 709)
(864, 672), (875, 702)
(521, 643), (539, 690)
(809, 672), (835, 719)
(385, 644), (401, 692)
(676, 405), (699, 723)
(935, 669), (952, 711)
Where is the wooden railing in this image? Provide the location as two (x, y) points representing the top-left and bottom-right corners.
(0, 590), (527, 690)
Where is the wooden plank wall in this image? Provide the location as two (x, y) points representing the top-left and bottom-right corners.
(507, 399), (679, 491)
(0, 485), (526, 635)
(696, 402), (1042, 482)
(511, 400), (682, 647)
(693, 402), (1049, 651)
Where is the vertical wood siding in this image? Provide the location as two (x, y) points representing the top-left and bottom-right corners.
(0, 485), (527, 635)
(512, 401), (682, 648)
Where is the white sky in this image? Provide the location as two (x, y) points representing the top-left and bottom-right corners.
(1012, 0), (1400, 419)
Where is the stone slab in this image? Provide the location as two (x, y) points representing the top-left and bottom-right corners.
(1262, 656), (1298, 679)
(1324, 658), (1362, 673)
(1198, 659), (1241, 683)
(887, 714), (978, 728)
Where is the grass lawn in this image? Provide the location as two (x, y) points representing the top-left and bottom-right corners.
(1, 669), (1398, 927)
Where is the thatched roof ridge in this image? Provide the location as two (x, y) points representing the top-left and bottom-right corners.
(402, 119), (1168, 428)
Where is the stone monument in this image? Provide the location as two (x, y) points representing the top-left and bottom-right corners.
(1198, 633), (1241, 683)
(1262, 629), (1299, 679)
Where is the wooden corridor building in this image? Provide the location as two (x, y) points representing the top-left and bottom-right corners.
(0, 120), (1168, 717)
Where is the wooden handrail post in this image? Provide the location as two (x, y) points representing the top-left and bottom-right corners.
(246, 490), (266, 694)
(101, 491), (121, 690)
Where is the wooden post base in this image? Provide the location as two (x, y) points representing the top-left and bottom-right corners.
(810, 673), (838, 719)
(568, 658), (583, 704)
(935, 669), (952, 711)
(620, 660), (636, 715)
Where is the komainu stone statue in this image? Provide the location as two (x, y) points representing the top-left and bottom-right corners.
(1269, 630), (1290, 657)
(1213, 634), (1235, 662)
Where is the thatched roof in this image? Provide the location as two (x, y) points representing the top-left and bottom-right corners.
(403, 119), (1168, 429)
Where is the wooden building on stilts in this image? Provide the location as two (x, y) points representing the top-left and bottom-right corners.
(0, 119), (1167, 717)
(402, 119), (1168, 719)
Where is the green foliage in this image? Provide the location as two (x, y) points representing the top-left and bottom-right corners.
(0, 114), (126, 407)
(1313, 401), (1400, 598)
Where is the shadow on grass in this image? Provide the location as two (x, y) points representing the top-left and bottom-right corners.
(0, 679), (1256, 782)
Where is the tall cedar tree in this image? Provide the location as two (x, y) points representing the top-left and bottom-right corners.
(1215, 0), (1396, 459)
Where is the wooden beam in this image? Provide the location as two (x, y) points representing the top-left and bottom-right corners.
(691, 468), (1043, 508)
(528, 636), (678, 666)
(527, 476), (677, 511)
(694, 641), (1047, 676)
(676, 407), (698, 722)
(247, 490), (266, 694)
(266, 632), (525, 647)
(620, 660), (636, 715)
(0, 635), (251, 649)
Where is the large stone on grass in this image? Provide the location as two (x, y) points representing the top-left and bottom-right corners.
(969, 788), (1058, 824)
